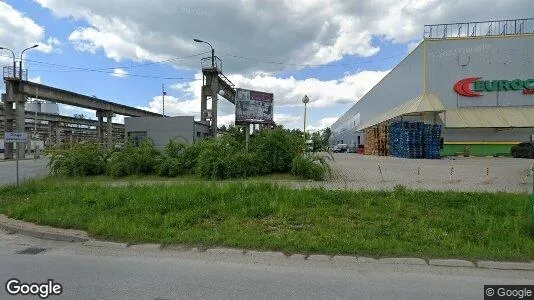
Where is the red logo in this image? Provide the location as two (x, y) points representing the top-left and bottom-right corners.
(454, 77), (482, 97)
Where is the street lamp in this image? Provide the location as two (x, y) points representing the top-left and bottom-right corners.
(20, 44), (39, 80)
(0, 46), (16, 78)
(193, 38), (214, 68)
(302, 95), (309, 142)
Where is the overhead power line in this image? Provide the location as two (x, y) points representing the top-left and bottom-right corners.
(24, 51), (209, 72)
(221, 51), (407, 68)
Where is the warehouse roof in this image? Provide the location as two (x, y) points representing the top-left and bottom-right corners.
(445, 107), (534, 128)
(356, 93), (445, 131)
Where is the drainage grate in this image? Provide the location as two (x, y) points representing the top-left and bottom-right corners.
(16, 247), (47, 255)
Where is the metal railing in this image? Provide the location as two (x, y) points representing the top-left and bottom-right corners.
(201, 56), (223, 72)
(424, 18), (534, 39)
(2, 66), (28, 80)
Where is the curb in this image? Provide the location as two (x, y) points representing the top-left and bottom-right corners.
(0, 215), (89, 242)
(1, 214), (534, 271)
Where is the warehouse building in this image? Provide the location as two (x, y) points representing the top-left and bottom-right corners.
(125, 116), (210, 149)
(330, 18), (534, 157)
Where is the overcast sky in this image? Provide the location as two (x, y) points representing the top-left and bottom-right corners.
(1, 0), (531, 130)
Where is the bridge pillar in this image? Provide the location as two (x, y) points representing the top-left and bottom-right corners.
(210, 74), (219, 137)
(12, 81), (27, 159)
(96, 110), (113, 148)
(2, 91), (15, 159)
(107, 115), (113, 149)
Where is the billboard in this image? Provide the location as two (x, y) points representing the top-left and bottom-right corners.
(235, 88), (274, 124)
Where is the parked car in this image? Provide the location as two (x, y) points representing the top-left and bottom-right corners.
(333, 144), (348, 153)
(511, 142), (534, 158)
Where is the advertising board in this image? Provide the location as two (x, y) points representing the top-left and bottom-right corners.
(235, 88), (274, 125)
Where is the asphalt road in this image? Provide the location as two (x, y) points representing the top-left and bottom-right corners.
(0, 231), (532, 300)
(0, 158), (49, 186)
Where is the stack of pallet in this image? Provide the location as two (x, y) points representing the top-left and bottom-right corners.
(422, 124), (442, 159)
(364, 124), (389, 156)
(389, 121), (423, 158)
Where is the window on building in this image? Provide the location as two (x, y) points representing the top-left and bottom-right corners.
(196, 132), (201, 137)
(128, 131), (147, 147)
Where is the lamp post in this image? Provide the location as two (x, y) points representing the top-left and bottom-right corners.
(302, 95), (309, 142)
(20, 44), (39, 80)
(0, 47), (16, 78)
(193, 38), (214, 68)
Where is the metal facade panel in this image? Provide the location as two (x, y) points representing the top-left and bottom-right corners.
(426, 36), (534, 109)
(331, 42), (425, 139)
(445, 107), (534, 128)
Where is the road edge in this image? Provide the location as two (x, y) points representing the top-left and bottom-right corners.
(1, 214), (533, 271)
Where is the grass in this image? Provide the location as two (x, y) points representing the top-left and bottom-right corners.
(0, 178), (533, 261)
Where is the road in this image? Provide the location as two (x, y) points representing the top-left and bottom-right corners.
(0, 158), (49, 186)
(0, 231), (532, 299)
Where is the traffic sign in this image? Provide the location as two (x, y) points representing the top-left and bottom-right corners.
(5, 132), (28, 143)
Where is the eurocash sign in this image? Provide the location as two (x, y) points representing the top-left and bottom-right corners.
(454, 77), (534, 97)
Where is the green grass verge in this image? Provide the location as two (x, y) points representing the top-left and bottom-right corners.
(0, 179), (532, 261)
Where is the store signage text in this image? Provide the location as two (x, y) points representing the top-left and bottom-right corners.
(454, 77), (534, 97)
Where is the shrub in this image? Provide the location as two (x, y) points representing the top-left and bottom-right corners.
(157, 157), (184, 177)
(181, 139), (217, 170)
(164, 139), (187, 159)
(196, 149), (261, 180)
(107, 140), (162, 177)
(49, 143), (106, 176)
(291, 155), (327, 181)
(251, 129), (304, 174)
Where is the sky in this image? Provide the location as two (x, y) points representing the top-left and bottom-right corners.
(0, 0), (531, 131)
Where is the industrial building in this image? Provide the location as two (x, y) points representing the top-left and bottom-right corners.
(125, 116), (210, 149)
(330, 18), (534, 157)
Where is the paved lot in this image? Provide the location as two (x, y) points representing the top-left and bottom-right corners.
(313, 154), (534, 193)
(0, 158), (49, 186)
(1, 153), (533, 193)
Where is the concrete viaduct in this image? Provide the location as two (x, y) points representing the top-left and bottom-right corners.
(2, 77), (161, 159)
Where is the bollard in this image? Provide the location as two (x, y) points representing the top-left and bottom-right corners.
(416, 164), (422, 183)
(449, 164), (455, 182)
(377, 163), (385, 182)
(485, 166), (490, 183)
(523, 164), (534, 184)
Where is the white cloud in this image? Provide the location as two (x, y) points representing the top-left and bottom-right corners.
(34, 0), (530, 74)
(139, 68), (388, 128)
(29, 76), (41, 83)
(111, 68), (128, 78)
(228, 70), (390, 108)
(0, 2), (60, 55)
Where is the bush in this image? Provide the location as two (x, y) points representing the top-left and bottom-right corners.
(251, 129), (304, 174)
(196, 148), (261, 180)
(164, 139), (187, 159)
(157, 157), (184, 177)
(291, 155), (327, 181)
(49, 143), (106, 176)
(181, 139), (217, 170)
(107, 140), (162, 177)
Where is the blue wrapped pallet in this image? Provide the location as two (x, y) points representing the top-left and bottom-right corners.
(389, 121), (424, 159)
(422, 124), (442, 159)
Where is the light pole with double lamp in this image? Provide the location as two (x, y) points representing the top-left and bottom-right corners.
(20, 44), (39, 80)
(0, 47), (16, 78)
(193, 38), (214, 68)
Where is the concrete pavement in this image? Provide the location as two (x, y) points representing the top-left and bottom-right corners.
(0, 230), (532, 300)
(0, 157), (49, 186)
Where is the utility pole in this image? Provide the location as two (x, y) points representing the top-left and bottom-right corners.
(162, 83), (166, 117)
